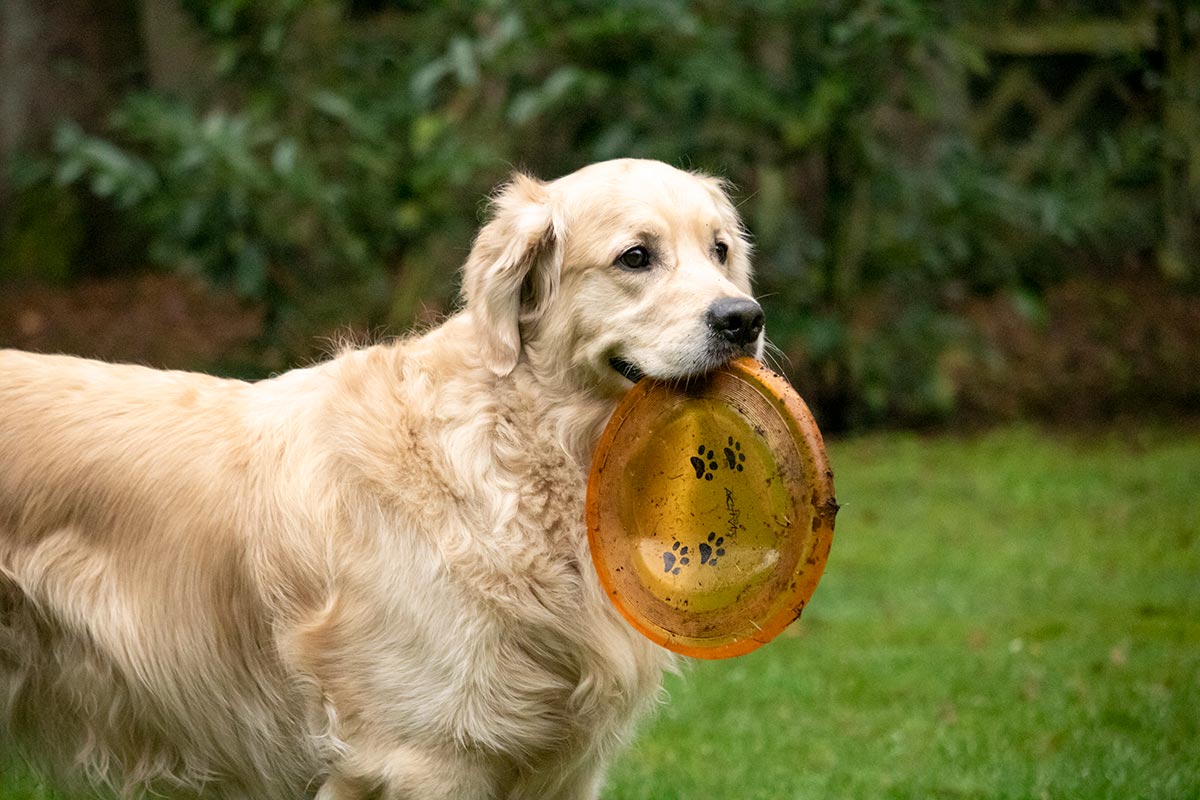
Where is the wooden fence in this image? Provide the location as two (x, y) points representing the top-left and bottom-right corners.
(966, 3), (1198, 276)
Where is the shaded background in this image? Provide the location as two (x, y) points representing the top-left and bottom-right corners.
(2, 0), (1197, 432)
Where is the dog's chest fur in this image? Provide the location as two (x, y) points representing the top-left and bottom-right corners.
(291, 342), (669, 787)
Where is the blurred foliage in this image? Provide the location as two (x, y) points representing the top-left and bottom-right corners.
(0, 159), (83, 285)
(18, 0), (1183, 427)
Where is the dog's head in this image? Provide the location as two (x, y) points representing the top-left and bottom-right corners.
(463, 159), (761, 393)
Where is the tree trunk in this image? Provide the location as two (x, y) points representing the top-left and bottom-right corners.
(0, 0), (144, 204)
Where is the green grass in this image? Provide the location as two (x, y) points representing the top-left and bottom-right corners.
(4, 425), (1198, 799)
(606, 425), (1200, 800)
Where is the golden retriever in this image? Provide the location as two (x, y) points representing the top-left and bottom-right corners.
(0, 158), (764, 799)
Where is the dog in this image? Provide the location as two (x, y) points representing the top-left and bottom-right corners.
(0, 158), (764, 799)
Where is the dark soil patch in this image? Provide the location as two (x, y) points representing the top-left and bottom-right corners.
(0, 273), (263, 374)
(956, 274), (1200, 424)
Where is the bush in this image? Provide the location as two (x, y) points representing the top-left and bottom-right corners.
(44, 0), (1166, 427)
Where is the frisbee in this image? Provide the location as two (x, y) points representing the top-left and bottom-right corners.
(586, 357), (837, 659)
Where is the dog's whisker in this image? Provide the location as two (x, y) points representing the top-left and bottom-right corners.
(762, 338), (792, 373)
(734, 189), (760, 209)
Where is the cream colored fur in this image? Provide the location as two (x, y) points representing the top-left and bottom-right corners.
(0, 159), (761, 799)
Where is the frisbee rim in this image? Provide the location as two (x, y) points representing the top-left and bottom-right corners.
(586, 357), (837, 659)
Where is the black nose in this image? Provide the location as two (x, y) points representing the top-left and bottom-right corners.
(706, 297), (765, 347)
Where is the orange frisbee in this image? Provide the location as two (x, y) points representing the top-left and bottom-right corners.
(586, 357), (837, 659)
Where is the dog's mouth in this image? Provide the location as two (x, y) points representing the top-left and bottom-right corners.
(609, 357), (646, 384)
(609, 347), (754, 386)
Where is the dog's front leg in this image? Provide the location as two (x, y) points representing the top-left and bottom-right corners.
(506, 758), (606, 800)
(315, 746), (495, 800)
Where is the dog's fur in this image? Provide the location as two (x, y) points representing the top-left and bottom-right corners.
(0, 159), (762, 799)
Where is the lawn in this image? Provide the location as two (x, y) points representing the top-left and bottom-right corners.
(4, 425), (1198, 799)
(607, 425), (1200, 800)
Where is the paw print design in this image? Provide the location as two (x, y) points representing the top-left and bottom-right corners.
(690, 438), (747, 480)
(689, 445), (719, 481)
(662, 539), (691, 575)
(662, 534), (726, 575)
(723, 437), (746, 472)
(698, 532), (726, 567)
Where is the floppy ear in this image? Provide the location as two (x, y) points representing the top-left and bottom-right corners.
(463, 173), (563, 377)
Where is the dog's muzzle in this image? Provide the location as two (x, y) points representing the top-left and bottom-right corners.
(610, 298), (764, 384)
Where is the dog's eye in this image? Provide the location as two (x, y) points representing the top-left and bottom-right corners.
(616, 246), (652, 270)
(714, 241), (729, 264)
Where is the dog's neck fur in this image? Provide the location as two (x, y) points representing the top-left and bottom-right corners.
(325, 313), (622, 591)
(416, 311), (619, 467)
(312, 313), (666, 783)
